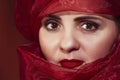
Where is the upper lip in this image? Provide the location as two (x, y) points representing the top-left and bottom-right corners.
(59, 59), (84, 69)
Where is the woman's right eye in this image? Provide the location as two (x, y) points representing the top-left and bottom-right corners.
(43, 20), (60, 31)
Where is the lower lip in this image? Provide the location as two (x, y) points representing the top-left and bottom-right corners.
(60, 59), (84, 69)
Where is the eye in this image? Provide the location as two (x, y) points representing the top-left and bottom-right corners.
(43, 19), (60, 31)
(80, 21), (100, 31)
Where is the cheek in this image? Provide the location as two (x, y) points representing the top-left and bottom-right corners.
(38, 29), (60, 62)
(39, 35), (53, 59)
(82, 29), (118, 62)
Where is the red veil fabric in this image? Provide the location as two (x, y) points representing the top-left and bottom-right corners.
(18, 41), (120, 80)
(15, 0), (120, 80)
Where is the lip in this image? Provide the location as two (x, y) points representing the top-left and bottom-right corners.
(60, 59), (84, 69)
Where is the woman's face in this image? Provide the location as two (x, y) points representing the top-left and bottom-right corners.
(39, 11), (119, 69)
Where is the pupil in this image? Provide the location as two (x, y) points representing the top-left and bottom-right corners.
(52, 22), (57, 28)
(86, 23), (93, 29)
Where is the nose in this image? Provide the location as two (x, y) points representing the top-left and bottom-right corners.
(60, 33), (80, 53)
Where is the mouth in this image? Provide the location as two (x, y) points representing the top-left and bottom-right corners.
(59, 59), (84, 69)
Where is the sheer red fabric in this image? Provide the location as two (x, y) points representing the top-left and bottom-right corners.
(18, 41), (120, 80)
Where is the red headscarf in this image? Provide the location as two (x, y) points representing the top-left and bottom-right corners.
(15, 0), (120, 80)
(15, 0), (120, 42)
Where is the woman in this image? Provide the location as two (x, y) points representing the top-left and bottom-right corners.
(15, 0), (120, 80)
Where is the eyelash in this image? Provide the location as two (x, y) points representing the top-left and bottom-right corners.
(43, 19), (61, 31)
(43, 19), (100, 32)
(78, 20), (100, 32)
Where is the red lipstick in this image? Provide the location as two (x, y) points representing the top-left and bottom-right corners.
(60, 59), (84, 69)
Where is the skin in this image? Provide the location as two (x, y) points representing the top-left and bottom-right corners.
(39, 11), (119, 69)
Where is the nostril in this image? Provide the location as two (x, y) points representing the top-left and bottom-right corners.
(61, 46), (79, 53)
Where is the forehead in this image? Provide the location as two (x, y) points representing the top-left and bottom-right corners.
(52, 11), (114, 20)
(54, 11), (85, 15)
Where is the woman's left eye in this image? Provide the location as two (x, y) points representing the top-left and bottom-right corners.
(79, 21), (100, 31)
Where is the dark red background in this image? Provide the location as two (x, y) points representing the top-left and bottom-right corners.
(0, 0), (28, 80)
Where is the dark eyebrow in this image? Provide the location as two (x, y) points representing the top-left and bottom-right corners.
(46, 14), (61, 20)
(74, 16), (100, 21)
